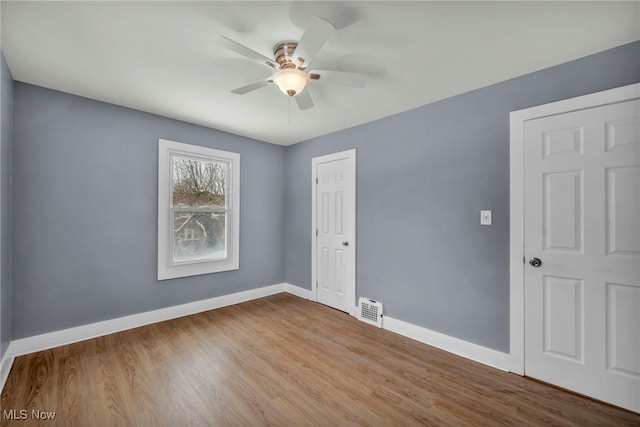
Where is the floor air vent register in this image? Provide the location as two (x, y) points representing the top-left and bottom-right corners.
(358, 298), (383, 328)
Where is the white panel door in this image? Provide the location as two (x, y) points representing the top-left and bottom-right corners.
(524, 99), (640, 412)
(313, 150), (356, 314)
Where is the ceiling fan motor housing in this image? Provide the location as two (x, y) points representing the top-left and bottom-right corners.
(274, 41), (302, 69)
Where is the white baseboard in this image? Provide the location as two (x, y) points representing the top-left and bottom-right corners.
(0, 284), (307, 395)
(7, 283), (286, 360)
(1, 284), (510, 395)
(0, 346), (15, 394)
(284, 282), (313, 300)
(287, 290), (509, 372)
(0, 283), (287, 394)
(383, 316), (510, 372)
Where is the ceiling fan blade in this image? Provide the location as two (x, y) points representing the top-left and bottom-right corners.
(293, 16), (335, 68)
(295, 90), (314, 110)
(220, 35), (278, 68)
(311, 70), (368, 88)
(231, 79), (271, 95)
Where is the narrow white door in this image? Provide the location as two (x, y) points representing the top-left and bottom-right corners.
(312, 150), (356, 314)
(524, 99), (640, 412)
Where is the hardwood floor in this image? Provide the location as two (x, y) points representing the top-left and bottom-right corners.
(2, 293), (639, 426)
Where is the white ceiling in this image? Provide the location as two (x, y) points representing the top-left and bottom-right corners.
(1, 1), (638, 146)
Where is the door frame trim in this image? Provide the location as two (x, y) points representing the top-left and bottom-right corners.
(509, 83), (640, 375)
(311, 149), (357, 315)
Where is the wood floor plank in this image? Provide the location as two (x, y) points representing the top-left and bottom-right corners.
(2, 293), (639, 426)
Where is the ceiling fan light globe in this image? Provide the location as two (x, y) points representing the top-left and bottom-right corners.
(273, 69), (310, 97)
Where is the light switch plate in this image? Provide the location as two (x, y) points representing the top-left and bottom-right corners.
(481, 210), (492, 225)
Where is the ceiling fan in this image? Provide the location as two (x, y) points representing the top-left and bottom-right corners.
(220, 16), (368, 110)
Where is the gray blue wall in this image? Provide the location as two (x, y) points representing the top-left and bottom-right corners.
(1, 50), (13, 358)
(284, 41), (640, 353)
(5, 41), (640, 351)
(11, 83), (285, 339)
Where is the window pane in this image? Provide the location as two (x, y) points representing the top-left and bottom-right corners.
(173, 212), (226, 263)
(172, 156), (226, 208)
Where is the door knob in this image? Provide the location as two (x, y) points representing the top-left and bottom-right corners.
(529, 257), (542, 267)
(342, 241), (349, 246)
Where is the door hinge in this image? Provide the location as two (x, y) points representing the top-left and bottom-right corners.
(316, 177), (318, 184)
(316, 281), (318, 288)
(316, 229), (318, 237)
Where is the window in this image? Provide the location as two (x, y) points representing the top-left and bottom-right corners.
(158, 139), (239, 280)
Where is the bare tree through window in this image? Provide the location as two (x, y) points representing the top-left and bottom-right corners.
(171, 156), (228, 263)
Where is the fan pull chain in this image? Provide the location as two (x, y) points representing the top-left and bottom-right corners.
(288, 96), (292, 126)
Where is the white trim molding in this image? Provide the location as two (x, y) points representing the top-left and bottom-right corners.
(0, 350), (15, 394)
(6, 283), (286, 360)
(1, 283), (288, 394)
(509, 83), (640, 375)
(1, 287), (510, 394)
(284, 283), (313, 300)
(384, 316), (510, 372)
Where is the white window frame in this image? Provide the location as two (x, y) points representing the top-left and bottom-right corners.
(158, 139), (240, 280)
